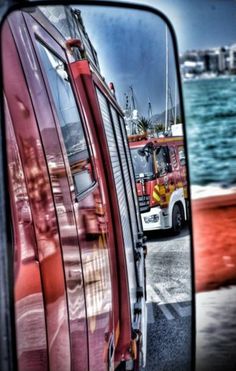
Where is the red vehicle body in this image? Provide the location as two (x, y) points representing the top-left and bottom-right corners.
(2, 7), (146, 371)
(129, 135), (188, 232)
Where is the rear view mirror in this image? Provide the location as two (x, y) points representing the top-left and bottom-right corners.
(0, 3), (193, 371)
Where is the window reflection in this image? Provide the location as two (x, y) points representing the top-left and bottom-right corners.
(37, 41), (94, 195)
(156, 147), (170, 176)
(178, 145), (186, 166)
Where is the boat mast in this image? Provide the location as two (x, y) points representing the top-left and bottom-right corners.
(148, 97), (152, 119)
(130, 85), (136, 110)
(174, 78), (177, 125)
(165, 25), (169, 132)
(129, 86), (139, 134)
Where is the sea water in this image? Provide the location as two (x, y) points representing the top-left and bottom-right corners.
(184, 77), (236, 192)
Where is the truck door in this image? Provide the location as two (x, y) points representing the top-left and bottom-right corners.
(5, 95), (48, 371)
(177, 144), (188, 199)
(19, 10), (115, 371)
(155, 146), (173, 208)
(4, 16), (72, 371)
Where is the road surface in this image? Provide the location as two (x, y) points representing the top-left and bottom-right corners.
(196, 286), (236, 371)
(143, 225), (192, 371)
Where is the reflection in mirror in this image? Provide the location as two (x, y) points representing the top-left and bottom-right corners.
(2, 4), (192, 371)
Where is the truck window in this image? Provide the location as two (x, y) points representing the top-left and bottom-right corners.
(178, 145), (186, 166)
(169, 146), (178, 169)
(155, 146), (170, 177)
(130, 148), (154, 179)
(36, 41), (94, 196)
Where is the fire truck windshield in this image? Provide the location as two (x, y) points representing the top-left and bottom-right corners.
(131, 148), (154, 179)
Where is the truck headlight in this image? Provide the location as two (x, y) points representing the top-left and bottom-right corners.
(144, 215), (159, 223)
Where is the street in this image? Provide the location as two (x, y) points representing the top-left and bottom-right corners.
(196, 286), (236, 371)
(143, 225), (192, 371)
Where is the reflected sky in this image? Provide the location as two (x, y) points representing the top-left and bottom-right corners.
(116, 0), (236, 52)
(78, 6), (178, 117)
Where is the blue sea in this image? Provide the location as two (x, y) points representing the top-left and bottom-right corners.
(184, 77), (236, 187)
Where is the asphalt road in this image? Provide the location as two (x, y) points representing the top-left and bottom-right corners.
(196, 286), (236, 371)
(143, 225), (193, 371)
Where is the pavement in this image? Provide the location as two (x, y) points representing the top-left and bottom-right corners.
(142, 214), (236, 371)
(196, 286), (236, 371)
(143, 225), (192, 371)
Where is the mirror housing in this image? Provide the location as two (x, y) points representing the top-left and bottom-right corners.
(0, 3), (193, 371)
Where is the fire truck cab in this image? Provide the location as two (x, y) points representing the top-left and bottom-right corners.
(129, 135), (188, 233)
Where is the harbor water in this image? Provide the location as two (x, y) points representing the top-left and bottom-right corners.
(184, 77), (236, 189)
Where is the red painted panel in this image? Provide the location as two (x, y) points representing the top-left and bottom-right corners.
(70, 60), (133, 362)
(5, 94), (48, 371)
(3, 18), (71, 371)
(23, 13), (116, 370)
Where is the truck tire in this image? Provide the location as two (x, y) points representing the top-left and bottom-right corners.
(115, 360), (134, 371)
(116, 361), (126, 370)
(172, 204), (183, 235)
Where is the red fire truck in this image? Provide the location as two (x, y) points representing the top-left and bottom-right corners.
(129, 135), (188, 233)
(2, 7), (147, 371)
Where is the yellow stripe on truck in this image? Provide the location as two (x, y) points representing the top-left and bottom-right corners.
(152, 185), (160, 202)
(153, 190), (160, 202)
(159, 185), (166, 195)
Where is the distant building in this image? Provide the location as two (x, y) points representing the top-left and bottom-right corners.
(207, 51), (219, 72)
(181, 60), (205, 77)
(180, 44), (236, 78)
(229, 44), (236, 72)
(204, 48), (226, 73)
(218, 47), (227, 72)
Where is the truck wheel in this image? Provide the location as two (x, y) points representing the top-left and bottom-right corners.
(172, 204), (182, 235)
(115, 361), (126, 370)
(115, 360), (134, 371)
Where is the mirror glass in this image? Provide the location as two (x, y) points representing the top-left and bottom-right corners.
(2, 4), (192, 370)
(76, 6), (192, 369)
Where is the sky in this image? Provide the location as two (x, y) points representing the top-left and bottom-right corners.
(130, 0), (236, 53)
(77, 0), (236, 118)
(79, 6), (178, 118)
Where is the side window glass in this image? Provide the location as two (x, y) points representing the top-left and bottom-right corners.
(169, 146), (178, 169)
(178, 145), (186, 166)
(156, 146), (170, 176)
(36, 41), (94, 195)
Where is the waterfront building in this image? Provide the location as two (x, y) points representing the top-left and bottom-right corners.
(180, 45), (233, 78)
(229, 44), (236, 72)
